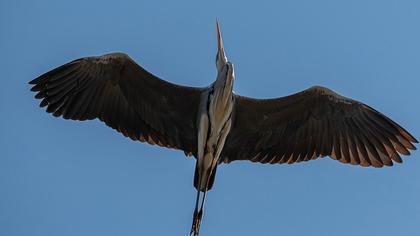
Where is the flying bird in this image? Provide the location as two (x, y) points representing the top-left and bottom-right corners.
(29, 20), (417, 236)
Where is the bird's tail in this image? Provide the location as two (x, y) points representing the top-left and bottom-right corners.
(193, 163), (218, 192)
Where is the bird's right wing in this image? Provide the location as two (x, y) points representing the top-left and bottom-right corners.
(30, 53), (204, 156)
(220, 86), (417, 167)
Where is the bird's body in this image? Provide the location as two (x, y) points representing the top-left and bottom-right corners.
(29, 20), (417, 236)
(196, 62), (234, 191)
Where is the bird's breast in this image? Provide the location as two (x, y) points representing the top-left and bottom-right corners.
(208, 87), (234, 143)
(197, 87), (234, 165)
(195, 84), (234, 190)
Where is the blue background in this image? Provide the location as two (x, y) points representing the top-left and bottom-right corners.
(1, 0), (419, 235)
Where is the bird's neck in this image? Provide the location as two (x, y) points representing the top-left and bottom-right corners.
(214, 62), (234, 97)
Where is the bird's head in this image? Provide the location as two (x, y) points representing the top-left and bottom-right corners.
(216, 18), (228, 72)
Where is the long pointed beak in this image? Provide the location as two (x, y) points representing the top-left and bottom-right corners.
(216, 18), (227, 65)
(216, 18), (225, 56)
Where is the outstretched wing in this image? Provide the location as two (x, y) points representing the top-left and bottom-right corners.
(30, 52), (204, 156)
(221, 86), (417, 167)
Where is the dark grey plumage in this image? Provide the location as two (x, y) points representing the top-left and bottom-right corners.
(30, 53), (203, 156)
(221, 86), (417, 167)
(29, 53), (418, 168)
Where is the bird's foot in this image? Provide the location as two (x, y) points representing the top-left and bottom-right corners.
(190, 210), (203, 236)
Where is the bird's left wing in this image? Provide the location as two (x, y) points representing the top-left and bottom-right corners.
(220, 86), (417, 167)
(30, 53), (204, 156)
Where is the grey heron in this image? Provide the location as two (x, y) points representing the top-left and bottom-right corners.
(29, 19), (417, 236)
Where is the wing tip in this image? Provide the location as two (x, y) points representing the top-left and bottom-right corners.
(29, 74), (46, 85)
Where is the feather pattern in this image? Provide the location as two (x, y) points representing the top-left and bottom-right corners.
(220, 86), (417, 167)
(29, 52), (204, 156)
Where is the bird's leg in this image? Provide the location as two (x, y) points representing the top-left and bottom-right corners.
(190, 166), (213, 236)
(198, 181), (209, 219)
(193, 188), (201, 217)
(190, 167), (214, 236)
(191, 162), (206, 236)
(197, 157), (221, 216)
(192, 191), (207, 235)
(190, 188), (201, 235)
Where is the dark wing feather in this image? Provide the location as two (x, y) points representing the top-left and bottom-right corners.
(30, 52), (204, 156)
(221, 86), (417, 167)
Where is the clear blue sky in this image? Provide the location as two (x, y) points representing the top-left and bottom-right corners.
(1, 0), (419, 235)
